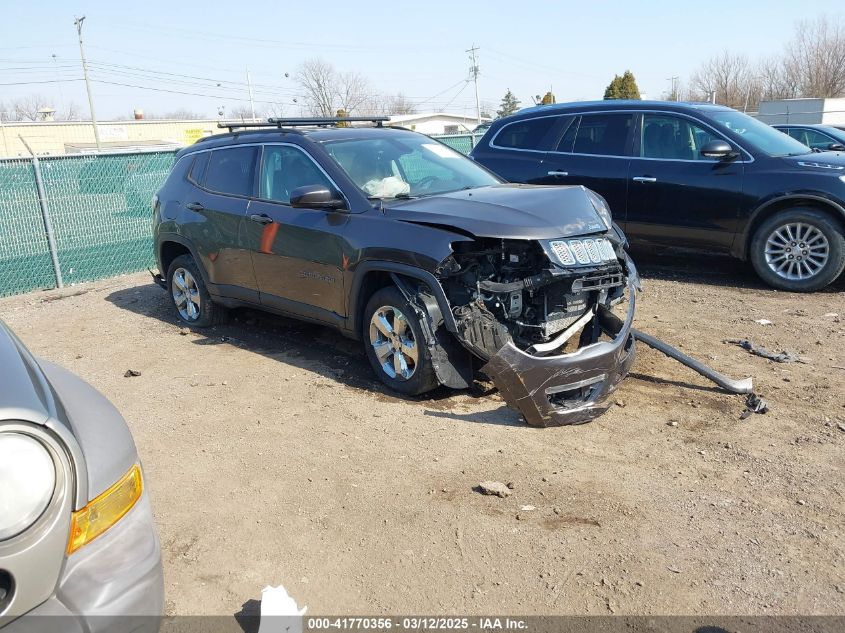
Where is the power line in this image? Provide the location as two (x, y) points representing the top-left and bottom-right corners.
(0, 78), (83, 86)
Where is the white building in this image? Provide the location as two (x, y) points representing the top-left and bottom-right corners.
(387, 112), (491, 135)
(757, 98), (845, 125)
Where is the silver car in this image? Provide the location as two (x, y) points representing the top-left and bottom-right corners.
(0, 321), (163, 632)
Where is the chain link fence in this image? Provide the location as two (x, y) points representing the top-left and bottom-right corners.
(0, 134), (479, 299)
(0, 151), (176, 297)
(431, 133), (480, 154)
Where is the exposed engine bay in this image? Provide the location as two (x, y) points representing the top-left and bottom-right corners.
(436, 236), (629, 361)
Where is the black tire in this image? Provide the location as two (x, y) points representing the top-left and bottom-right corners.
(749, 208), (845, 292)
(166, 254), (227, 327)
(362, 286), (439, 396)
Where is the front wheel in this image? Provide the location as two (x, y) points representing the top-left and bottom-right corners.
(362, 286), (439, 396)
(749, 208), (845, 292)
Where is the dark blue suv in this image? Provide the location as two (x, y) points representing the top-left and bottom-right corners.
(470, 101), (845, 292)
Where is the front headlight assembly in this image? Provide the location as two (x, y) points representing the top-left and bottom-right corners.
(585, 188), (615, 230)
(0, 433), (57, 540)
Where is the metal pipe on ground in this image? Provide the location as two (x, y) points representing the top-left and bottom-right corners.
(631, 328), (753, 394)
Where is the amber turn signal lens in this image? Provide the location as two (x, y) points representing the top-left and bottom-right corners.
(67, 464), (143, 555)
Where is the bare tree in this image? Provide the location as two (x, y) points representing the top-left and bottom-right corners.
(689, 52), (761, 110)
(296, 58), (377, 117)
(265, 102), (286, 119)
(383, 93), (417, 115)
(758, 56), (798, 101)
(11, 94), (53, 121)
(336, 70), (372, 114)
(297, 59), (337, 117)
(226, 105), (256, 121)
(782, 16), (845, 98)
(56, 102), (81, 121)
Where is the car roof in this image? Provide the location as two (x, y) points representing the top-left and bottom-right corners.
(773, 123), (837, 130)
(511, 100), (734, 117)
(176, 125), (425, 158)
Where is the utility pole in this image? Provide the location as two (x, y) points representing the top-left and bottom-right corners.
(74, 16), (101, 151)
(246, 67), (256, 122)
(666, 76), (679, 101)
(467, 44), (481, 125)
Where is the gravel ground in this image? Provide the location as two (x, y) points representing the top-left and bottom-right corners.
(1, 252), (843, 616)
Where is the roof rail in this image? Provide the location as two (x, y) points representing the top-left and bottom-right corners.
(218, 116), (390, 131)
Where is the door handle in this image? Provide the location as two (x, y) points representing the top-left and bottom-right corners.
(547, 170), (569, 177)
(632, 176), (657, 183)
(248, 213), (274, 225)
(186, 201), (205, 211)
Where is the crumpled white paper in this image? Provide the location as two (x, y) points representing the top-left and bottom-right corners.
(362, 176), (410, 198)
(257, 585), (307, 633)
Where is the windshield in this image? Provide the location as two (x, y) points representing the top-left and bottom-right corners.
(706, 110), (812, 157)
(321, 135), (501, 199)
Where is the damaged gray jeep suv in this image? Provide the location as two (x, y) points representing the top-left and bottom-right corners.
(152, 117), (639, 426)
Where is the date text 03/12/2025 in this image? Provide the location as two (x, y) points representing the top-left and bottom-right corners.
(305, 617), (528, 630)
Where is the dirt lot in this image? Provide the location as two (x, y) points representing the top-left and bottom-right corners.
(1, 253), (843, 616)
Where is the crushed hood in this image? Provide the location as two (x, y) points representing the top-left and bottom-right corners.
(383, 184), (608, 240)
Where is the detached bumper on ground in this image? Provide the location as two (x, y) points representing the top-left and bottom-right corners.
(482, 283), (636, 426)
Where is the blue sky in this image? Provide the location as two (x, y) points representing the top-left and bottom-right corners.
(1, 1), (843, 120)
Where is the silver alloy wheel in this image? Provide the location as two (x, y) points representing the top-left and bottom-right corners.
(171, 267), (201, 321)
(368, 305), (418, 381)
(764, 222), (830, 281)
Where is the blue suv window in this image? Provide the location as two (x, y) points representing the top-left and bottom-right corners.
(641, 114), (720, 161)
(572, 113), (633, 157)
(494, 117), (558, 150)
(204, 146), (258, 197)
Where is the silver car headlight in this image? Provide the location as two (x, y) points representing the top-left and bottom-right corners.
(585, 188), (614, 230)
(0, 433), (56, 540)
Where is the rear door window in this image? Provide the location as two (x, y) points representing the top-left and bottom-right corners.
(187, 152), (209, 185)
(572, 113), (634, 156)
(204, 146), (258, 197)
(555, 116), (580, 152)
(493, 116), (558, 150)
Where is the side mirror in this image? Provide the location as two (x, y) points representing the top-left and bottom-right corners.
(828, 142), (845, 152)
(289, 185), (346, 210)
(700, 140), (737, 160)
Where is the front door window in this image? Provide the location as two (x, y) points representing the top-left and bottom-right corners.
(640, 114), (721, 161)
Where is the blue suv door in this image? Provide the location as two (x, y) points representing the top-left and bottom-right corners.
(625, 113), (745, 251)
(539, 112), (635, 226)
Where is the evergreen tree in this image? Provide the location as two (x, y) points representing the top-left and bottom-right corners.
(603, 71), (641, 100)
(496, 89), (521, 118)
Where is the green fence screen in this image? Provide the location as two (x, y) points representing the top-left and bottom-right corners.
(0, 134), (477, 298)
(0, 151), (176, 297)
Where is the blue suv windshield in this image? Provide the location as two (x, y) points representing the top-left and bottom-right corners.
(706, 110), (812, 158)
(322, 135), (500, 199)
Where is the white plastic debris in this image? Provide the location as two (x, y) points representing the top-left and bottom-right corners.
(754, 319), (774, 326)
(257, 585), (307, 633)
(362, 176), (410, 198)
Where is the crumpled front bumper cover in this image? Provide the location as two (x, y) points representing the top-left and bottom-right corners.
(482, 282), (636, 427)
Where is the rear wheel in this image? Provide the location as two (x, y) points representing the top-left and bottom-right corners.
(166, 254), (226, 327)
(363, 286), (439, 396)
(750, 208), (845, 292)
